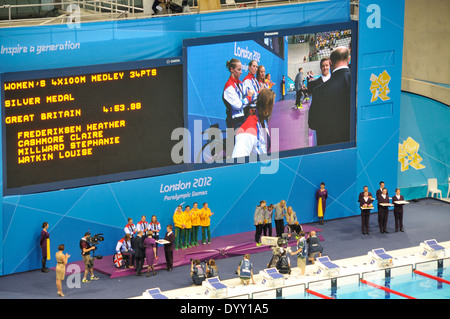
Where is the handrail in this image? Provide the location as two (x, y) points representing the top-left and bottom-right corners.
(0, 0), (310, 28)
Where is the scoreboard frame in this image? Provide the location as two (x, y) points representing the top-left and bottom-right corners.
(1, 57), (186, 195)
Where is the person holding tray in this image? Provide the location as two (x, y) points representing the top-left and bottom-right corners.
(377, 188), (392, 233)
(359, 190), (374, 235)
(162, 225), (174, 271)
(392, 188), (407, 232)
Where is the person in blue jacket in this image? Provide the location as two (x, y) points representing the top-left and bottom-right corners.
(237, 254), (255, 285)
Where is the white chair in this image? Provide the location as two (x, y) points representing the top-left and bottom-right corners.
(426, 178), (442, 199)
(447, 177), (450, 198)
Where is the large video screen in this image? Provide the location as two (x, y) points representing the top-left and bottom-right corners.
(2, 58), (184, 195)
(184, 21), (357, 163)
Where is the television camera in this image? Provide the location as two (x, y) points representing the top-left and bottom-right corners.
(261, 234), (292, 269)
(87, 233), (104, 262)
(87, 233), (104, 246)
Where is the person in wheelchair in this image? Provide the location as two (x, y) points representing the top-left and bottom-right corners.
(285, 206), (302, 238)
(115, 234), (135, 268)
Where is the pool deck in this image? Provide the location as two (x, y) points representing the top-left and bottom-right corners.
(132, 240), (450, 299)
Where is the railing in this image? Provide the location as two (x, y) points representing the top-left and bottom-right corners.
(0, 0), (146, 27)
(75, 0), (142, 16)
(0, 0), (327, 28)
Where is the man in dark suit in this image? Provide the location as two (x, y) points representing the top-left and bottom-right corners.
(132, 231), (145, 276)
(377, 188), (391, 233)
(359, 191), (374, 235)
(308, 47), (351, 146)
(375, 181), (386, 202)
(163, 225), (175, 271)
(392, 188), (405, 232)
(294, 67), (306, 108)
(376, 181), (388, 232)
(376, 181), (388, 228)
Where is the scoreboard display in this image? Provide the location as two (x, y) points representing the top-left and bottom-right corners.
(1, 59), (184, 194)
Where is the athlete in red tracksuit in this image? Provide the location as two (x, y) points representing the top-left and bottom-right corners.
(223, 58), (255, 129)
(232, 88), (275, 158)
(242, 60), (260, 114)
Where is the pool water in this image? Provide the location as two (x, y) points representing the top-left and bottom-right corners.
(285, 267), (450, 299)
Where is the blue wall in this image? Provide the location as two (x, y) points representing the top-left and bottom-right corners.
(356, 0), (404, 201)
(0, 0), (406, 275)
(397, 92), (450, 199)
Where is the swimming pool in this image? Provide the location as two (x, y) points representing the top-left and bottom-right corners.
(246, 258), (450, 299)
(289, 265), (450, 299)
(323, 269), (449, 299)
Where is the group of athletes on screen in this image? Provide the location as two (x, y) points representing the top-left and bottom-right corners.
(222, 58), (277, 158)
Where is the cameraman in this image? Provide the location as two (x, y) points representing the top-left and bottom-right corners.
(276, 248), (291, 275)
(190, 259), (206, 285)
(80, 232), (99, 282)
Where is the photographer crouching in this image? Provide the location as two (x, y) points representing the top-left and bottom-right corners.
(190, 259), (206, 285)
(80, 232), (102, 282)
